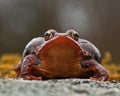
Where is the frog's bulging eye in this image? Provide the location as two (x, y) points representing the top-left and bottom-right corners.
(67, 30), (80, 41)
(44, 31), (52, 37)
(44, 29), (57, 41)
(72, 31), (79, 38)
(72, 32), (80, 41)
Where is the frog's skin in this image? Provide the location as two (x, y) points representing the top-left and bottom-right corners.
(15, 29), (109, 81)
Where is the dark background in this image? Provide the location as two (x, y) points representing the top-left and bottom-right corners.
(0, 0), (120, 63)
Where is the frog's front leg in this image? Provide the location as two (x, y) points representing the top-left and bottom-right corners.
(81, 59), (109, 81)
(20, 54), (42, 80)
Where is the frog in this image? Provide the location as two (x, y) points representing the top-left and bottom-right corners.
(15, 29), (109, 81)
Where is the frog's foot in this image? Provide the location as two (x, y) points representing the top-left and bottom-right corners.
(19, 54), (42, 80)
(89, 76), (108, 81)
(20, 75), (42, 80)
(81, 59), (109, 81)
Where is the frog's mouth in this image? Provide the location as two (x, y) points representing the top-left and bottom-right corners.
(36, 35), (83, 76)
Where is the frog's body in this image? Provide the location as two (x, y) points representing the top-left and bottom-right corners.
(15, 29), (109, 81)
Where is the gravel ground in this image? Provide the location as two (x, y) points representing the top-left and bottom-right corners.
(0, 78), (120, 96)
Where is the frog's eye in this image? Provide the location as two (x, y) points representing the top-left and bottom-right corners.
(44, 31), (52, 37)
(67, 30), (80, 41)
(44, 29), (57, 41)
(72, 31), (79, 38)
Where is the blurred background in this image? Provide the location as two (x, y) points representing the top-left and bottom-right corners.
(0, 0), (120, 63)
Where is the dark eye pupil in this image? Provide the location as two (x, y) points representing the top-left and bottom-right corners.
(44, 32), (50, 37)
(74, 33), (79, 37)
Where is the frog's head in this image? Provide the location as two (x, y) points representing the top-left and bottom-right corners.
(44, 29), (80, 41)
(37, 29), (82, 71)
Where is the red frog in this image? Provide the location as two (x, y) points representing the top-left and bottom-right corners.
(15, 29), (109, 81)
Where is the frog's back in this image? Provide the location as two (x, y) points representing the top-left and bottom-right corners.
(78, 39), (101, 63)
(22, 37), (45, 58)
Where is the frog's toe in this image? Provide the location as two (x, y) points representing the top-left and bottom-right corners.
(30, 76), (42, 80)
(21, 75), (42, 80)
(90, 75), (108, 81)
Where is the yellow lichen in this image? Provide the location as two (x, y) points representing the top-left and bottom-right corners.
(0, 54), (21, 78)
(102, 52), (120, 81)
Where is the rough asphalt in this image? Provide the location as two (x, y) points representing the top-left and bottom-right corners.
(0, 78), (120, 96)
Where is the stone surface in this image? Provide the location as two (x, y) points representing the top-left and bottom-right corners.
(0, 78), (120, 96)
